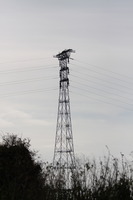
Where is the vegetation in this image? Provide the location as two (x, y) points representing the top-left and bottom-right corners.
(0, 134), (133, 200)
(0, 134), (44, 200)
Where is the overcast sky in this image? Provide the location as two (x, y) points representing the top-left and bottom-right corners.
(0, 0), (133, 162)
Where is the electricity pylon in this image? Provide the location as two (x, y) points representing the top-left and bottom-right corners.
(53, 49), (76, 189)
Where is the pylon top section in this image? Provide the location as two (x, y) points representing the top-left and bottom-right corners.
(54, 49), (75, 61)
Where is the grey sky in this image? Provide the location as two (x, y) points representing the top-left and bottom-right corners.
(0, 0), (133, 161)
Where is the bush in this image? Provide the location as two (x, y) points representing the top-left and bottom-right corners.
(1, 134), (133, 200)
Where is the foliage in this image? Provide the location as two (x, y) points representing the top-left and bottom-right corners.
(43, 152), (133, 200)
(1, 134), (133, 200)
(0, 134), (44, 200)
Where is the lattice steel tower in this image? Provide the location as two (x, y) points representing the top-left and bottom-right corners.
(53, 49), (76, 188)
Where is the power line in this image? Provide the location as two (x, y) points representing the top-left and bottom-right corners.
(74, 59), (133, 82)
(70, 69), (133, 92)
(70, 74), (133, 100)
(1, 56), (133, 113)
(0, 64), (57, 74)
(0, 56), (51, 65)
(0, 76), (58, 87)
(72, 62), (133, 85)
(71, 79), (133, 102)
(71, 85), (133, 108)
(0, 87), (58, 99)
(70, 90), (133, 112)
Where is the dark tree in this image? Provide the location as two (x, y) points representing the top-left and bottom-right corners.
(0, 134), (44, 200)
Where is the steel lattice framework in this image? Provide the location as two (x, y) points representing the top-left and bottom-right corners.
(53, 49), (76, 188)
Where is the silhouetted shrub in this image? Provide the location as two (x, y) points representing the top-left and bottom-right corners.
(1, 134), (133, 200)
